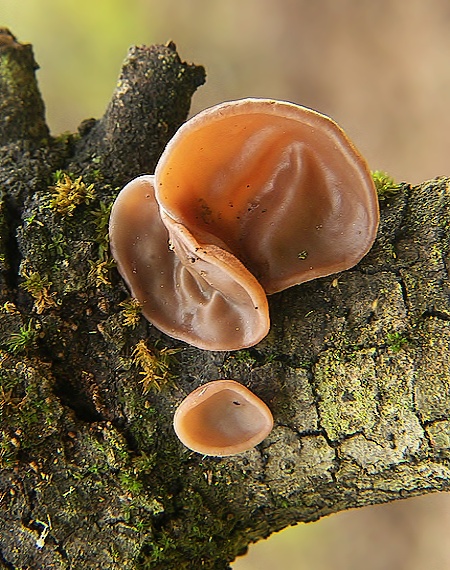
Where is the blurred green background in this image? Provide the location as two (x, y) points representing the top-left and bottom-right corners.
(2, 1), (450, 568)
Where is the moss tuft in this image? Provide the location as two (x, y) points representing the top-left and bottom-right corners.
(5, 319), (38, 354)
(132, 340), (180, 393)
(120, 297), (142, 328)
(386, 331), (409, 353)
(372, 170), (402, 201)
(20, 269), (58, 313)
(88, 257), (115, 287)
(48, 172), (95, 216)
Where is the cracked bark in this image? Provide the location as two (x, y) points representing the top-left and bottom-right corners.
(1, 28), (450, 570)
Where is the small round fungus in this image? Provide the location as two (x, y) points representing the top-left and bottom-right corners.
(109, 98), (379, 350)
(173, 380), (273, 456)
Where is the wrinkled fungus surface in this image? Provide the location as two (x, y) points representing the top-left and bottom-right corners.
(109, 98), (379, 350)
(173, 380), (274, 456)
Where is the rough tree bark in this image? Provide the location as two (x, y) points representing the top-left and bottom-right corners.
(1, 28), (450, 570)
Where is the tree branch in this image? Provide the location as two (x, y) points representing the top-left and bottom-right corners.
(0, 29), (449, 570)
(0, 28), (49, 146)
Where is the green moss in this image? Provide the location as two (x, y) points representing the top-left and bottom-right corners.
(0, 358), (62, 467)
(232, 349), (257, 367)
(372, 170), (402, 201)
(54, 131), (80, 146)
(16, 168), (119, 297)
(132, 451), (156, 474)
(1, 301), (19, 315)
(87, 256), (115, 287)
(86, 197), (117, 287)
(132, 340), (180, 393)
(386, 331), (409, 352)
(119, 297), (142, 328)
(91, 199), (113, 260)
(48, 231), (67, 257)
(0, 194), (9, 275)
(119, 471), (144, 495)
(20, 269), (58, 313)
(426, 420), (450, 456)
(5, 319), (38, 354)
(48, 172), (95, 216)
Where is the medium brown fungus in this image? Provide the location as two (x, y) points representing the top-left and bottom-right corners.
(109, 98), (379, 350)
(109, 175), (269, 350)
(173, 380), (273, 456)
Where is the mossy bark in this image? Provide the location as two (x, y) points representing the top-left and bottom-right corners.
(1, 28), (450, 570)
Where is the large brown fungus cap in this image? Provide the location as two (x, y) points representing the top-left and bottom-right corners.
(155, 98), (379, 292)
(109, 98), (379, 350)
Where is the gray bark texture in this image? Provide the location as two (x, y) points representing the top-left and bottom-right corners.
(1, 28), (450, 570)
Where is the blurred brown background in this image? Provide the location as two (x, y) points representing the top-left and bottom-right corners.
(2, 1), (450, 568)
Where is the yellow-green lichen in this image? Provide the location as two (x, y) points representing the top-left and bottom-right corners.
(314, 348), (379, 441)
(427, 420), (450, 456)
